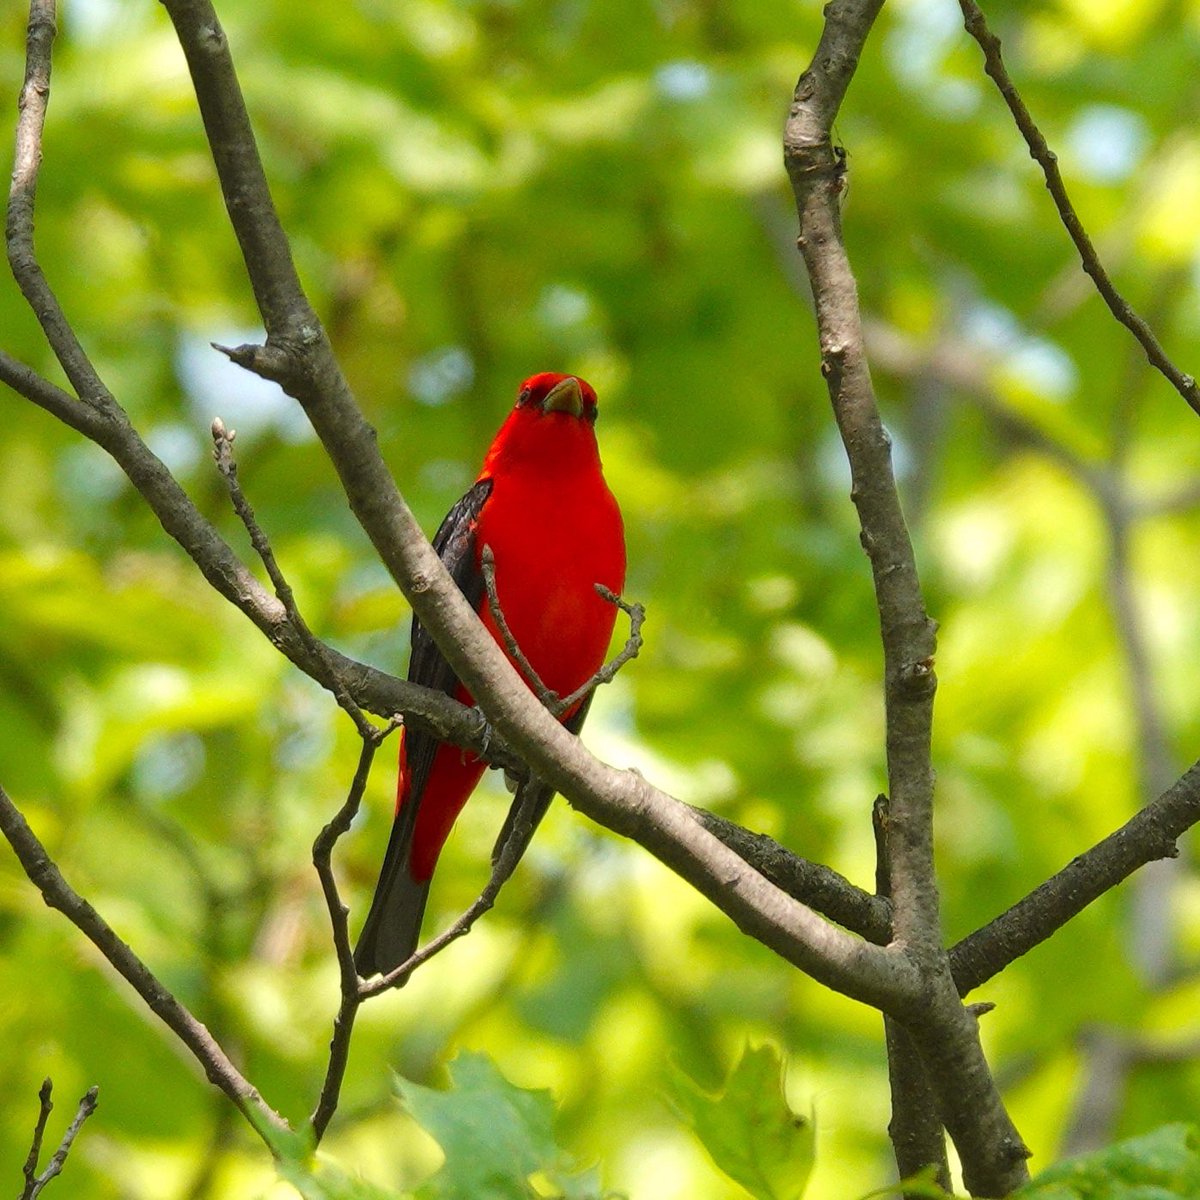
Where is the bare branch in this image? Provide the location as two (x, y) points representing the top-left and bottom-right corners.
(0, 784), (289, 1136)
(479, 544), (556, 706)
(308, 720), (399, 1142)
(690, 806), (891, 944)
(20, 1079), (53, 1199)
(19, 1079), (99, 1200)
(950, 758), (1200, 996)
(788, 0), (939, 968)
(957, 0), (1200, 417)
(359, 779), (549, 999)
(876, 798), (951, 1197)
(7, 0), (106, 406)
(786, 3), (1029, 1192)
(558, 584), (645, 712)
(210, 416), (378, 738)
(481, 544), (645, 718)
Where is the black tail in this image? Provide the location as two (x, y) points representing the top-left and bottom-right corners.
(354, 814), (431, 979)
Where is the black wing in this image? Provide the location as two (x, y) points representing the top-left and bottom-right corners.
(354, 478), (493, 977)
(403, 476), (494, 802)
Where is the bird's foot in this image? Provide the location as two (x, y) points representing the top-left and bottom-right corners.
(471, 706), (494, 758)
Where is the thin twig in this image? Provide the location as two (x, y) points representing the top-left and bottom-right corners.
(308, 718), (399, 1142)
(19, 1079), (100, 1200)
(957, 0), (1200, 417)
(359, 782), (544, 998)
(0, 784), (289, 1135)
(211, 418), (376, 739)
(479, 545), (555, 704)
(7, 0), (111, 409)
(480, 544), (644, 718)
(21, 1080), (53, 1198)
(560, 584), (645, 712)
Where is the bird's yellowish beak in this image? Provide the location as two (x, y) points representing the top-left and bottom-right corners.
(542, 376), (584, 417)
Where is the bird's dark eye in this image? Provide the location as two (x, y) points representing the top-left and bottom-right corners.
(517, 387), (534, 407)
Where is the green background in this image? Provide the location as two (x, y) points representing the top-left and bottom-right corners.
(3, 0), (1200, 1195)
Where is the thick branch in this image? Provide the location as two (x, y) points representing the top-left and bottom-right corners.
(786, 0), (940, 967)
(691, 806), (891, 943)
(785, 4), (1028, 1193)
(877, 798), (951, 1196)
(0, 785), (288, 1136)
(957, 0), (1200, 417)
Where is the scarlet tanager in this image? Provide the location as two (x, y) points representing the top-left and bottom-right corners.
(354, 373), (626, 977)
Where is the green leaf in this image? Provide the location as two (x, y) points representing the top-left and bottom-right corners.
(395, 1050), (601, 1200)
(1016, 1124), (1200, 1199)
(670, 1043), (815, 1200)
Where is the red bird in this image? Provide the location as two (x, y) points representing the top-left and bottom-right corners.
(355, 373), (626, 976)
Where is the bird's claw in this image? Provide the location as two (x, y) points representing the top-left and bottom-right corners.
(471, 706), (494, 758)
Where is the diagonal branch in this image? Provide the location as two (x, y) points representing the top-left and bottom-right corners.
(359, 777), (557, 999)
(690, 806), (892, 944)
(957, 0), (1200, 417)
(210, 416), (377, 739)
(0, 784), (289, 1136)
(950, 758), (1200, 996)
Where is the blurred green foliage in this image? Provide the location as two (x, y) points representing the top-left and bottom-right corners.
(1016, 1124), (1200, 1200)
(3, 0), (1200, 1197)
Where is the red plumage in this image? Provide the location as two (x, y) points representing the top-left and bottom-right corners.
(355, 373), (626, 977)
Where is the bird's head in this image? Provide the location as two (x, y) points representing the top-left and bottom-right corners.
(514, 372), (598, 423)
(481, 372), (602, 476)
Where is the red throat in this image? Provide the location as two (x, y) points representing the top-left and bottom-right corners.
(481, 403), (603, 479)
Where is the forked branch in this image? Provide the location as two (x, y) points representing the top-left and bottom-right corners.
(480, 543), (645, 718)
(19, 1079), (99, 1200)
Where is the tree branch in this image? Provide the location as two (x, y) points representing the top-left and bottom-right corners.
(0, 784), (289, 1137)
(956, 0), (1200, 418)
(876, 798), (951, 1197)
(210, 416), (379, 739)
(480, 543), (645, 718)
(949, 758), (1200, 995)
(308, 727), (395, 1143)
(359, 777), (548, 998)
(785, 3), (1029, 1193)
(690, 806), (891, 943)
(19, 1079), (99, 1200)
